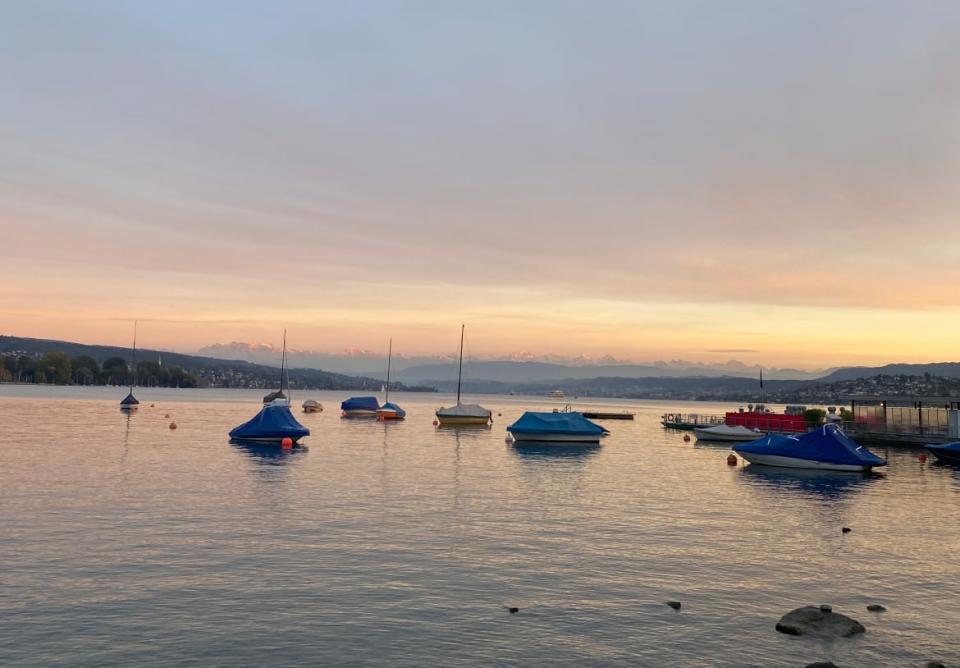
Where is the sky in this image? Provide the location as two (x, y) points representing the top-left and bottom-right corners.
(2, 0), (959, 368)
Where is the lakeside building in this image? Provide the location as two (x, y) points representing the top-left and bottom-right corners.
(844, 395), (960, 446)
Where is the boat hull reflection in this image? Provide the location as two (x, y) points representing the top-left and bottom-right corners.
(510, 440), (601, 459)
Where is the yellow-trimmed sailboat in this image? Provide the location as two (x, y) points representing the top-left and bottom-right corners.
(435, 324), (492, 427)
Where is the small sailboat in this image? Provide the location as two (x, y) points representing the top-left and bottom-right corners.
(733, 424), (887, 472)
(507, 411), (607, 444)
(119, 320), (139, 412)
(229, 330), (310, 444)
(376, 339), (405, 421)
(435, 324), (492, 426)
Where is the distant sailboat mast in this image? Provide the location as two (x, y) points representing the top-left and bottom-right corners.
(130, 319), (137, 394)
(384, 338), (393, 404)
(280, 328), (288, 400)
(456, 323), (464, 405)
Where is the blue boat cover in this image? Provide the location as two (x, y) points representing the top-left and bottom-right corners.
(380, 401), (406, 418)
(229, 403), (310, 441)
(733, 424), (886, 467)
(508, 411), (607, 436)
(341, 396), (380, 412)
(927, 441), (960, 453)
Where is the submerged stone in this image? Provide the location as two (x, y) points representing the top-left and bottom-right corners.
(775, 606), (865, 638)
(866, 604), (886, 612)
(666, 601), (681, 610)
(804, 662), (839, 668)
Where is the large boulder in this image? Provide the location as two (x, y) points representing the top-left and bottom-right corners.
(776, 606), (865, 638)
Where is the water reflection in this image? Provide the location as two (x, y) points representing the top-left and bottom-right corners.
(738, 463), (881, 499)
(230, 439), (308, 465)
(509, 441), (601, 460)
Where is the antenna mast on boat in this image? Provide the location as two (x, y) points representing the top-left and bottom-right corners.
(456, 323), (464, 405)
(385, 338), (392, 404)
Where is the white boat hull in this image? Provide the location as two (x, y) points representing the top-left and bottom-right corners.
(737, 452), (873, 472)
(508, 431), (602, 444)
(341, 410), (378, 418)
(694, 427), (763, 442)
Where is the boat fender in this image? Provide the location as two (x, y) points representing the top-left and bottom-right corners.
(726, 453), (737, 466)
(918, 454), (927, 463)
(432, 420), (439, 426)
(281, 437), (293, 449)
(505, 435), (514, 444)
(683, 434), (691, 442)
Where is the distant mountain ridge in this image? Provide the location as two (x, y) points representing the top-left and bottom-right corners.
(197, 342), (829, 381)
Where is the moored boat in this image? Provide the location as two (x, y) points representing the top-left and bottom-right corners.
(341, 396), (380, 418)
(507, 411), (607, 444)
(119, 320), (139, 412)
(229, 330), (310, 444)
(661, 413), (724, 430)
(376, 339), (405, 421)
(436, 325), (492, 426)
(582, 410), (635, 420)
(733, 424), (887, 472)
(694, 424), (764, 442)
(302, 399), (323, 413)
(925, 441), (960, 465)
(548, 389), (565, 398)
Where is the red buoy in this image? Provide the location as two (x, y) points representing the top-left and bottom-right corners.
(683, 434), (691, 442)
(169, 422), (177, 430)
(281, 437), (293, 448)
(919, 453), (927, 463)
(432, 419), (439, 426)
(726, 453), (737, 466)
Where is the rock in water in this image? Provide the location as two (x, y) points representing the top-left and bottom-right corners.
(775, 606), (865, 638)
(666, 601), (681, 610)
(866, 604), (886, 612)
(925, 662), (946, 668)
(804, 663), (839, 668)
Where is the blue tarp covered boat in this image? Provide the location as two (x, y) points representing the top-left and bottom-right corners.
(229, 401), (310, 443)
(733, 424), (886, 471)
(507, 411), (607, 444)
(926, 441), (960, 464)
(377, 401), (406, 420)
(341, 396), (380, 418)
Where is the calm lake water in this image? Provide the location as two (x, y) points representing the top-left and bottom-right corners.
(1, 386), (958, 667)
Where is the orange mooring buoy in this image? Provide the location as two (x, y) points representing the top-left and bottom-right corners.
(726, 453), (737, 466)
(281, 437), (293, 449)
(432, 419), (439, 426)
(164, 413), (170, 418)
(169, 422), (177, 430)
(919, 453), (928, 463)
(683, 434), (691, 442)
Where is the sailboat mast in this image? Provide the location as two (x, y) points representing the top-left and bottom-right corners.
(130, 319), (137, 391)
(456, 323), (464, 404)
(385, 338), (392, 404)
(280, 329), (287, 395)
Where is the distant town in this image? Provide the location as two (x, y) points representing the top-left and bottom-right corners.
(3, 335), (960, 403)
